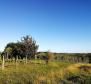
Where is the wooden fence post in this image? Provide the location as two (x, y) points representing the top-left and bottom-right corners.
(2, 55), (5, 70)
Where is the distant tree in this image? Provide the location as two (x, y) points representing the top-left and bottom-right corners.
(86, 53), (91, 63)
(20, 35), (38, 63)
(46, 51), (54, 64)
(37, 52), (46, 60)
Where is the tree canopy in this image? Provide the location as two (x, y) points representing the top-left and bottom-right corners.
(4, 35), (39, 60)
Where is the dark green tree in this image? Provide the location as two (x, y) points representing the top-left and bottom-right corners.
(4, 35), (38, 63)
(4, 42), (26, 62)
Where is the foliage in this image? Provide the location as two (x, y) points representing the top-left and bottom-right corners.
(45, 51), (54, 64)
(5, 43), (25, 61)
(4, 35), (39, 61)
(20, 35), (38, 59)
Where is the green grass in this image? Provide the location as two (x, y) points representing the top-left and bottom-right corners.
(0, 60), (91, 84)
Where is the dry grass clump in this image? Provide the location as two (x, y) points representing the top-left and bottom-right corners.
(66, 63), (91, 73)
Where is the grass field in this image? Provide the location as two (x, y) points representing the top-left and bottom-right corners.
(0, 60), (91, 84)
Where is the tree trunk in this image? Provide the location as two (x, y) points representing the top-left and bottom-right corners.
(15, 56), (18, 63)
(15, 56), (19, 69)
(35, 55), (37, 60)
(25, 55), (28, 63)
(6, 52), (8, 61)
(16, 55), (18, 62)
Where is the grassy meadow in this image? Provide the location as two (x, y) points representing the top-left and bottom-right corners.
(0, 60), (91, 84)
(0, 35), (91, 84)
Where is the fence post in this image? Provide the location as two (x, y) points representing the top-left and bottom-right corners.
(2, 55), (5, 70)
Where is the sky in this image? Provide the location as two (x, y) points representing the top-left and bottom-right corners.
(0, 0), (91, 53)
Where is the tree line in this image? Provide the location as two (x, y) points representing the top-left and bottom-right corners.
(0, 35), (91, 64)
(37, 52), (91, 63)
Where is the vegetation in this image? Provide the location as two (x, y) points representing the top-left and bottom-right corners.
(0, 61), (90, 84)
(3, 35), (38, 62)
(0, 35), (91, 84)
(37, 52), (91, 63)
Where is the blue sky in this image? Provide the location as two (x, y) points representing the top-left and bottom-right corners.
(0, 0), (91, 53)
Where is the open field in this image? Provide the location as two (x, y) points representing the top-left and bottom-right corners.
(0, 60), (91, 84)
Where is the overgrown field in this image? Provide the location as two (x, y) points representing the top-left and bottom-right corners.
(0, 60), (91, 84)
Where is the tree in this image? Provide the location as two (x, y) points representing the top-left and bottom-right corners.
(4, 43), (25, 62)
(20, 35), (38, 63)
(86, 53), (91, 63)
(46, 51), (54, 64)
(4, 47), (12, 60)
(37, 52), (46, 60)
(4, 35), (38, 63)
